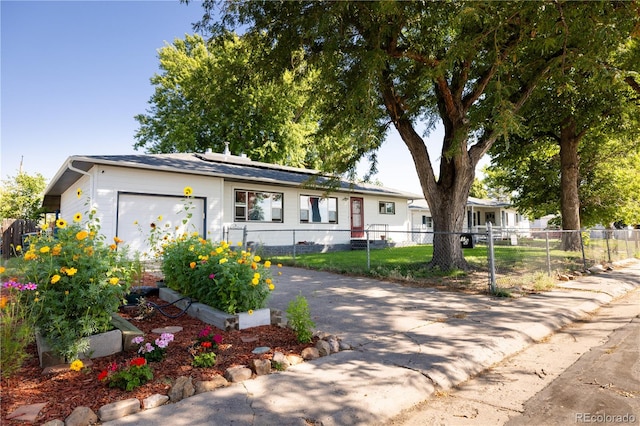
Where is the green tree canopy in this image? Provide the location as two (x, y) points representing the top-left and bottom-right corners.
(134, 33), (334, 168)
(469, 178), (489, 200)
(0, 172), (47, 220)
(486, 136), (640, 229)
(486, 37), (640, 242)
(191, 0), (638, 269)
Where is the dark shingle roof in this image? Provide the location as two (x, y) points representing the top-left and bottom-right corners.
(43, 152), (422, 210)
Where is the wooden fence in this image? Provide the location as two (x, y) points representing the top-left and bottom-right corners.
(1, 219), (38, 259)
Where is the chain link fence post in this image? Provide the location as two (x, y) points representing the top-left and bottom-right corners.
(366, 229), (371, 270)
(624, 230), (630, 258)
(292, 230), (296, 261)
(242, 226), (248, 249)
(545, 230), (551, 276)
(487, 223), (496, 294)
(579, 230), (587, 270)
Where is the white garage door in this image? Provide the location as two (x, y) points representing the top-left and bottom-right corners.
(117, 193), (205, 258)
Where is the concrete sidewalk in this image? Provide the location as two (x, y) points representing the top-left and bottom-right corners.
(104, 260), (640, 426)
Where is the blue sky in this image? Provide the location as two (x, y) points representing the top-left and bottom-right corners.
(1, 0), (431, 195)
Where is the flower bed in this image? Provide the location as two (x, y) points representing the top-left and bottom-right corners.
(161, 235), (279, 315)
(0, 294), (314, 425)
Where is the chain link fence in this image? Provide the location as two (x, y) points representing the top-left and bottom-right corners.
(225, 224), (640, 293)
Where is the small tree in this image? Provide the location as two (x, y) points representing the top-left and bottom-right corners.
(0, 172), (46, 220)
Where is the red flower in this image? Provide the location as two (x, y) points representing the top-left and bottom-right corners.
(98, 370), (108, 381)
(201, 341), (212, 348)
(130, 357), (146, 367)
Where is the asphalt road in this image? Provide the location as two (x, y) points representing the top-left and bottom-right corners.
(388, 288), (640, 426)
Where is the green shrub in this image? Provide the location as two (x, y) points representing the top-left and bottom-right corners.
(286, 294), (315, 343)
(101, 357), (153, 391)
(192, 352), (217, 368)
(1, 271), (38, 378)
(16, 209), (134, 360)
(162, 235), (275, 314)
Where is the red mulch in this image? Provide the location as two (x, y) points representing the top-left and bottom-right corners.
(1, 282), (313, 425)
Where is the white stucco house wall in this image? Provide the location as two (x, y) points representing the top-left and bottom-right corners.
(42, 151), (422, 256)
(408, 197), (531, 244)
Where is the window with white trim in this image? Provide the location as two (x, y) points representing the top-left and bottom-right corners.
(379, 201), (396, 214)
(300, 195), (337, 223)
(234, 190), (283, 222)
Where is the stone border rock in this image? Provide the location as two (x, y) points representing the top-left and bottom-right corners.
(40, 331), (352, 425)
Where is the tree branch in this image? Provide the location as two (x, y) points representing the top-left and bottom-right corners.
(624, 76), (640, 95)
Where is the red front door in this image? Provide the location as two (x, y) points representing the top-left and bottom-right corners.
(350, 197), (364, 238)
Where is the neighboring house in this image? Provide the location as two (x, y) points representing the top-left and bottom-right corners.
(42, 151), (422, 256)
(408, 197), (531, 244)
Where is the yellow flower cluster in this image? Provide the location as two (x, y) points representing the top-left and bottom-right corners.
(162, 235), (278, 314)
(15, 202), (134, 361)
(69, 359), (84, 372)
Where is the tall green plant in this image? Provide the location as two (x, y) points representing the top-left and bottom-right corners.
(17, 208), (133, 360)
(0, 269), (39, 378)
(162, 235), (275, 314)
(286, 294), (315, 343)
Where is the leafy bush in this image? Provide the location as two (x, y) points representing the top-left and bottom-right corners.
(99, 357), (153, 391)
(190, 326), (221, 367)
(286, 294), (315, 343)
(192, 352), (217, 368)
(0, 272), (38, 378)
(162, 235), (276, 314)
(16, 208), (134, 360)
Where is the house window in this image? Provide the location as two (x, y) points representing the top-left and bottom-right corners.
(422, 215), (433, 228)
(300, 195), (337, 223)
(379, 201), (396, 215)
(234, 190), (283, 222)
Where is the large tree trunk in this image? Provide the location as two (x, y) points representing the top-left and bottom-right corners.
(394, 111), (475, 271)
(428, 183), (471, 271)
(559, 119), (582, 251)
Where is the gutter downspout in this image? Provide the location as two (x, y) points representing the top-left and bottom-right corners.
(67, 159), (94, 209)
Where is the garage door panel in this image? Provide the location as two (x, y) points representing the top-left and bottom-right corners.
(117, 194), (204, 257)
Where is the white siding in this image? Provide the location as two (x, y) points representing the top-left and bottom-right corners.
(58, 164), (413, 253)
(223, 182), (411, 246)
(59, 166), (224, 256)
(59, 173), (92, 222)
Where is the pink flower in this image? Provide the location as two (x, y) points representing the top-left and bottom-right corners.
(198, 326), (212, 338)
(160, 333), (174, 342)
(213, 334), (223, 344)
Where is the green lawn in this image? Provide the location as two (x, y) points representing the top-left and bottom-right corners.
(270, 243), (590, 282)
